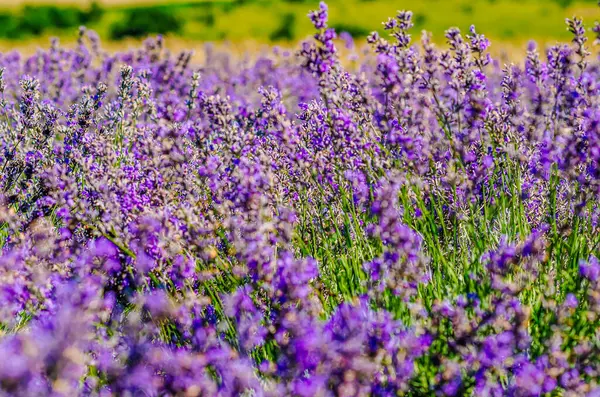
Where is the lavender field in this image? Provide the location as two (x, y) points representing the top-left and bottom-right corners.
(0, 2), (599, 395)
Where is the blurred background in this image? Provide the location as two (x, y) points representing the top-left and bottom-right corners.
(0, 0), (598, 57)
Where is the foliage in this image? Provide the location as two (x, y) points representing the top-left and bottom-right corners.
(0, 0), (599, 45)
(0, 2), (103, 39)
(110, 7), (182, 40)
(330, 23), (370, 38)
(270, 13), (296, 41)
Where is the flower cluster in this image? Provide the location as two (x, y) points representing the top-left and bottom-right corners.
(0, 3), (599, 396)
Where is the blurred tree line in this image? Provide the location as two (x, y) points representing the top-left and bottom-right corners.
(0, 0), (597, 43)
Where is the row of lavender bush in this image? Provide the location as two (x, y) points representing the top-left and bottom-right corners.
(0, 2), (599, 396)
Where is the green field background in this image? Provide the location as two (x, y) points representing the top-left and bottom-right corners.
(0, 0), (598, 53)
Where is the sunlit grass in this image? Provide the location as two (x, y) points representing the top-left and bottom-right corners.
(0, 0), (598, 54)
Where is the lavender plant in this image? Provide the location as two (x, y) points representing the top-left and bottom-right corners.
(0, 2), (599, 396)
